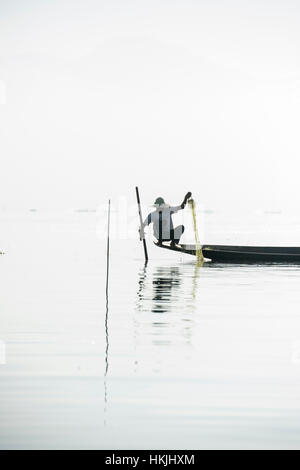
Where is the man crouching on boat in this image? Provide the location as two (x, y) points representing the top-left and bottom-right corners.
(141, 192), (192, 247)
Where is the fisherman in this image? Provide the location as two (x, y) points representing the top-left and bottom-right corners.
(141, 192), (192, 247)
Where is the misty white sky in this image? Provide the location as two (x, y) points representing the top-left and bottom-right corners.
(0, 0), (300, 210)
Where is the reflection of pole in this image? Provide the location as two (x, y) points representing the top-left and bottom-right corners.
(136, 264), (148, 309)
(134, 264), (148, 374)
(104, 200), (110, 426)
(135, 187), (148, 264)
(192, 261), (201, 301)
(188, 199), (204, 264)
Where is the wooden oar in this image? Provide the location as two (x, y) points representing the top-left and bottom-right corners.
(135, 187), (148, 264)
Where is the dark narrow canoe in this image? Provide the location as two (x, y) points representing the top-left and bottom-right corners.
(155, 242), (300, 263)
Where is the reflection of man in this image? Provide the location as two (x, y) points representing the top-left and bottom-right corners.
(152, 267), (181, 314)
(141, 192), (192, 247)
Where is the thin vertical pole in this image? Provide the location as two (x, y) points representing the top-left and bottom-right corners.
(105, 200), (110, 299)
(135, 187), (148, 264)
(105, 199), (110, 376)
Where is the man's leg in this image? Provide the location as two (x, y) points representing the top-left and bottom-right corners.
(171, 225), (185, 245)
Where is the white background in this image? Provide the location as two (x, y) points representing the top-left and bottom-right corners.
(0, 0), (299, 211)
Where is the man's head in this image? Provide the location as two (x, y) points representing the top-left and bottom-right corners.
(153, 197), (165, 207)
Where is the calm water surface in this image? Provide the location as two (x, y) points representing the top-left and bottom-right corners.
(1, 211), (300, 449)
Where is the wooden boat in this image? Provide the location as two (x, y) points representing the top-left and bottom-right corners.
(155, 242), (300, 263)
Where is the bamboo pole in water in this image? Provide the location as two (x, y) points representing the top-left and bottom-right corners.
(105, 199), (110, 376)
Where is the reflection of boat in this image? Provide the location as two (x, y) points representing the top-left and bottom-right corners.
(155, 242), (300, 263)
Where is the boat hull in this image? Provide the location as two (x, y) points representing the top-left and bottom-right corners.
(202, 245), (300, 263)
(156, 242), (300, 263)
